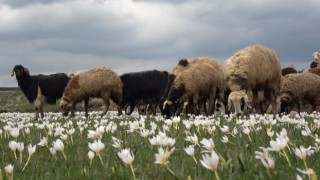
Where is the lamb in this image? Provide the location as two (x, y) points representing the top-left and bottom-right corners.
(163, 61), (225, 118)
(280, 73), (320, 113)
(224, 44), (282, 116)
(60, 67), (123, 118)
(11, 65), (70, 120)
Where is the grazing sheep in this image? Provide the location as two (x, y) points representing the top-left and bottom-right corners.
(162, 57), (225, 117)
(163, 61), (225, 118)
(11, 65), (70, 120)
(60, 67), (123, 118)
(224, 44), (281, 116)
(280, 73), (320, 113)
(120, 70), (169, 116)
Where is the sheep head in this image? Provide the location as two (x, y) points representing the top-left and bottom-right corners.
(60, 98), (71, 116)
(228, 90), (252, 116)
(11, 65), (30, 78)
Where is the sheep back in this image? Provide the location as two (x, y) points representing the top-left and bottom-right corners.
(224, 44), (281, 91)
(281, 73), (320, 102)
(62, 67), (123, 104)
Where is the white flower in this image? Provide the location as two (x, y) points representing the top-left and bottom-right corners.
(185, 133), (198, 145)
(118, 148), (135, 165)
(60, 133), (68, 141)
(155, 147), (175, 165)
(261, 156), (275, 170)
(9, 127), (19, 138)
(49, 147), (56, 156)
(53, 139), (64, 152)
(221, 136), (229, 143)
(16, 142), (24, 153)
(200, 138), (215, 152)
(4, 164), (14, 174)
(267, 129), (274, 138)
(294, 145), (314, 160)
(88, 140), (105, 154)
(172, 116), (180, 124)
(220, 125), (229, 133)
(301, 127), (311, 136)
(255, 147), (269, 160)
(24, 128), (30, 135)
(9, 141), (17, 152)
(27, 144), (36, 156)
(242, 127), (250, 135)
(184, 145), (195, 156)
(37, 137), (48, 147)
(268, 138), (287, 152)
(111, 136), (122, 149)
(67, 128), (75, 135)
(200, 151), (219, 171)
(88, 151), (95, 160)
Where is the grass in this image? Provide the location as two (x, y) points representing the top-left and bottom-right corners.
(0, 90), (319, 179)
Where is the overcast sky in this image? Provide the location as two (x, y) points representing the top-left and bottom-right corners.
(1, 0), (319, 87)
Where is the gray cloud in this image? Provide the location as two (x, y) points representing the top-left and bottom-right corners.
(1, 0), (319, 87)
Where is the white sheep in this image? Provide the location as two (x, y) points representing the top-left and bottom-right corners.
(224, 44), (282, 116)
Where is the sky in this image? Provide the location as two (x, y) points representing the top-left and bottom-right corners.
(1, 0), (319, 87)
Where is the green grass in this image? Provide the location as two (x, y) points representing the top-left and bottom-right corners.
(0, 111), (320, 179)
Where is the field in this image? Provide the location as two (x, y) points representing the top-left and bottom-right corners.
(0, 90), (320, 179)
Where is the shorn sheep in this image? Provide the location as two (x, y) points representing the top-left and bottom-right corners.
(281, 73), (320, 113)
(11, 65), (70, 120)
(224, 44), (282, 116)
(163, 60), (225, 118)
(60, 67), (123, 118)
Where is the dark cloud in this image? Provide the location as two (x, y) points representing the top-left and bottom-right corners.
(0, 0), (319, 86)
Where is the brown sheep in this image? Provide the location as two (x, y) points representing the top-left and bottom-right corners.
(60, 67), (123, 118)
(308, 66), (320, 76)
(163, 61), (225, 117)
(224, 44), (281, 116)
(281, 73), (320, 112)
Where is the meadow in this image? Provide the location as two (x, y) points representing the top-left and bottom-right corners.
(0, 109), (320, 180)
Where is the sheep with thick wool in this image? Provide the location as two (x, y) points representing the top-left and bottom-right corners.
(281, 73), (320, 113)
(224, 44), (281, 116)
(162, 57), (225, 117)
(309, 66), (320, 76)
(163, 60), (225, 117)
(60, 67), (123, 118)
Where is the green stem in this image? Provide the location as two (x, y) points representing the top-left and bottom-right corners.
(165, 165), (180, 180)
(22, 156), (31, 171)
(129, 164), (137, 180)
(62, 151), (67, 161)
(282, 149), (291, 167)
(97, 154), (104, 166)
(19, 152), (23, 165)
(214, 170), (220, 180)
(192, 156), (198, 165)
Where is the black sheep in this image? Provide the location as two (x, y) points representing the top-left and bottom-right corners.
(11, 65), (70, 119)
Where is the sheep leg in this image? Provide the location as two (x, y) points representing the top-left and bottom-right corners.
(40, 102), (44, 119)
(34, 107), (39, 120)
(208, 89), (217, 115)
(70, 102), (76, 117)
(84, 97), (89, 118)
(101, 99), (110, 117)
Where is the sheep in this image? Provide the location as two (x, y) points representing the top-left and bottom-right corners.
(163, 60), (225, 118)
(310, 61), (318, 70)
(308, 66), (320, 76)
(282, 66), (298, 76)
(60, 67), (123, 118)
(162, 57), (225, 117)
(120, 70), (169, 116)
(11, 65), (70, 120)
(280, 73), (320, 113)
(313, 51), (320, 66)
(224, 44), (282, 116)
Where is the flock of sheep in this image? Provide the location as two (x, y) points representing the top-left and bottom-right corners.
(11, 44), (320, 120)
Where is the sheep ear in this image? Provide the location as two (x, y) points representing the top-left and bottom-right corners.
(11, 70), (15, 77)
(163, 100), (172, 109)
(24, 68), (29, 75)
